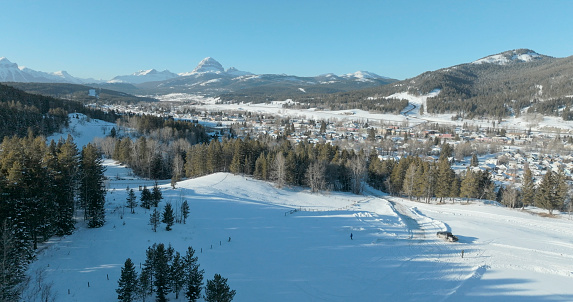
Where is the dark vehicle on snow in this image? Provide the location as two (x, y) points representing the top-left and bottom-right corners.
(436, 231), (458, 242)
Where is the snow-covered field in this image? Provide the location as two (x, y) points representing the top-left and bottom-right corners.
(27, 164), (573, 301)
(28, 113), (573, 301)
(159, 92), (573, 134)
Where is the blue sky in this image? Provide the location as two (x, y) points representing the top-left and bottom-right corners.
(2, 0), (572, 80)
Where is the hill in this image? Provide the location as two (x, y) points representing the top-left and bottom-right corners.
(22, 115), (573, 301)
(3, 82), (158, 104)
(275, 49), (573, 118)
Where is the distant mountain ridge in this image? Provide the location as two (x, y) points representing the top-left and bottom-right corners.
(0, 57), (101, 84)
(1, 56), (396, 96)
(313, 48), (573, 118)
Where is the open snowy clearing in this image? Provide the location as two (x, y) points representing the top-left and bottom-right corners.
(26, 161), (573, 301)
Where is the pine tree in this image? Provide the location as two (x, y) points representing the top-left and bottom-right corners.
(80, 143), (106, 228)
(535, 171), (555, 214)
(460, 169), (479, 200)
(117, 258), (138, 302)
(181, 201), (190, 224)
(521, 165), (535, 207)
(184, 246), (204, 302)
(152, 182), (162, 207)
(162, 203), (175, 231)
(554, 168), (569, 211)
(126, 188), (137, 214)
(150, 209), (160, 232)
(140, 186), (152, 209)
(153, 243), (171, 302)
(170, 251), (185, 299)
(0, 219), (29, 302)
(435, 157), (455, 202)
(139, 247), (155, 300)
(402, 162), (417, 199)
(470, 153), (479, 167)
(204, 274), (236, 302)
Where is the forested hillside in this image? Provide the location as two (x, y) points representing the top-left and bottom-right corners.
(230, 50), (573, 119)
(3, 82), (157, 105)
(0, 84), (111, 300)
(0, 83), (119, 138)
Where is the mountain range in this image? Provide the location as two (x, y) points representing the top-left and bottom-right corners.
(3, 49), (573, 119)
(0, 56), (396, 96)
(271, 49), (573, 118)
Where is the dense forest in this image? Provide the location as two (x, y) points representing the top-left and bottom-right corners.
(0, 84), (109, 301)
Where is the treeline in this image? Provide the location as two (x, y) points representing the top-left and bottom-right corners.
(0, 135), (106, 301)
(0, 83), (119, 138)
(368, 150), (495, 202)
(500, 165), (568, 214)
(96, 115), (210, 180)
(116, 243), (235, 302)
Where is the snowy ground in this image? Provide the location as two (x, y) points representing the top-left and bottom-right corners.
(160, 93), (573, 135)
(26, 113), (573, 301)
(26, 160), (573, 301)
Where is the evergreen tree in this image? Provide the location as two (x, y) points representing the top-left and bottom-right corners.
(170, 251), (185, 299)
(402, 162), (417, 199)
(435, 157), (456, 202)
(460, 169), (479, 200)
(153, 243), (171, 302)
(80, 143), (106, 228)
(152, 182), (163, 207)
(140, 186), (153, 209)
(521, 165), (536, 207)
(204, 274), (236, 302)
(184, 246), (204, 302)
(470, 153), (479, 167)
(181, 201), (190, 224)
(554, 168), (569, 211)
(162, 202), (175, 231)
(150, 209), (160, 232)
(139, 247), (155, 300)
(126, 188), (137, 214)
(0, 220), (29, 302)
(535, 171), (555, 214)
(117, 258), (139, 302)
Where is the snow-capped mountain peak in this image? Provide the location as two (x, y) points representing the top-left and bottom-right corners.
(341, 70), (387, 82)
(226, 67), (253, 77)
(472, 49), (544, 65)
(0, 57), (19, 68)
(191, 57), (225, 74)
(109, 69), (178, 84)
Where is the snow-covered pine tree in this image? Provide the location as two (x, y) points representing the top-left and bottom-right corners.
(117, 258), (138, 302)
(204, 274), (236, 302)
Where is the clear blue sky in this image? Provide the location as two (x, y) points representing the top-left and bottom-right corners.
(2, 0), (572, 80)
